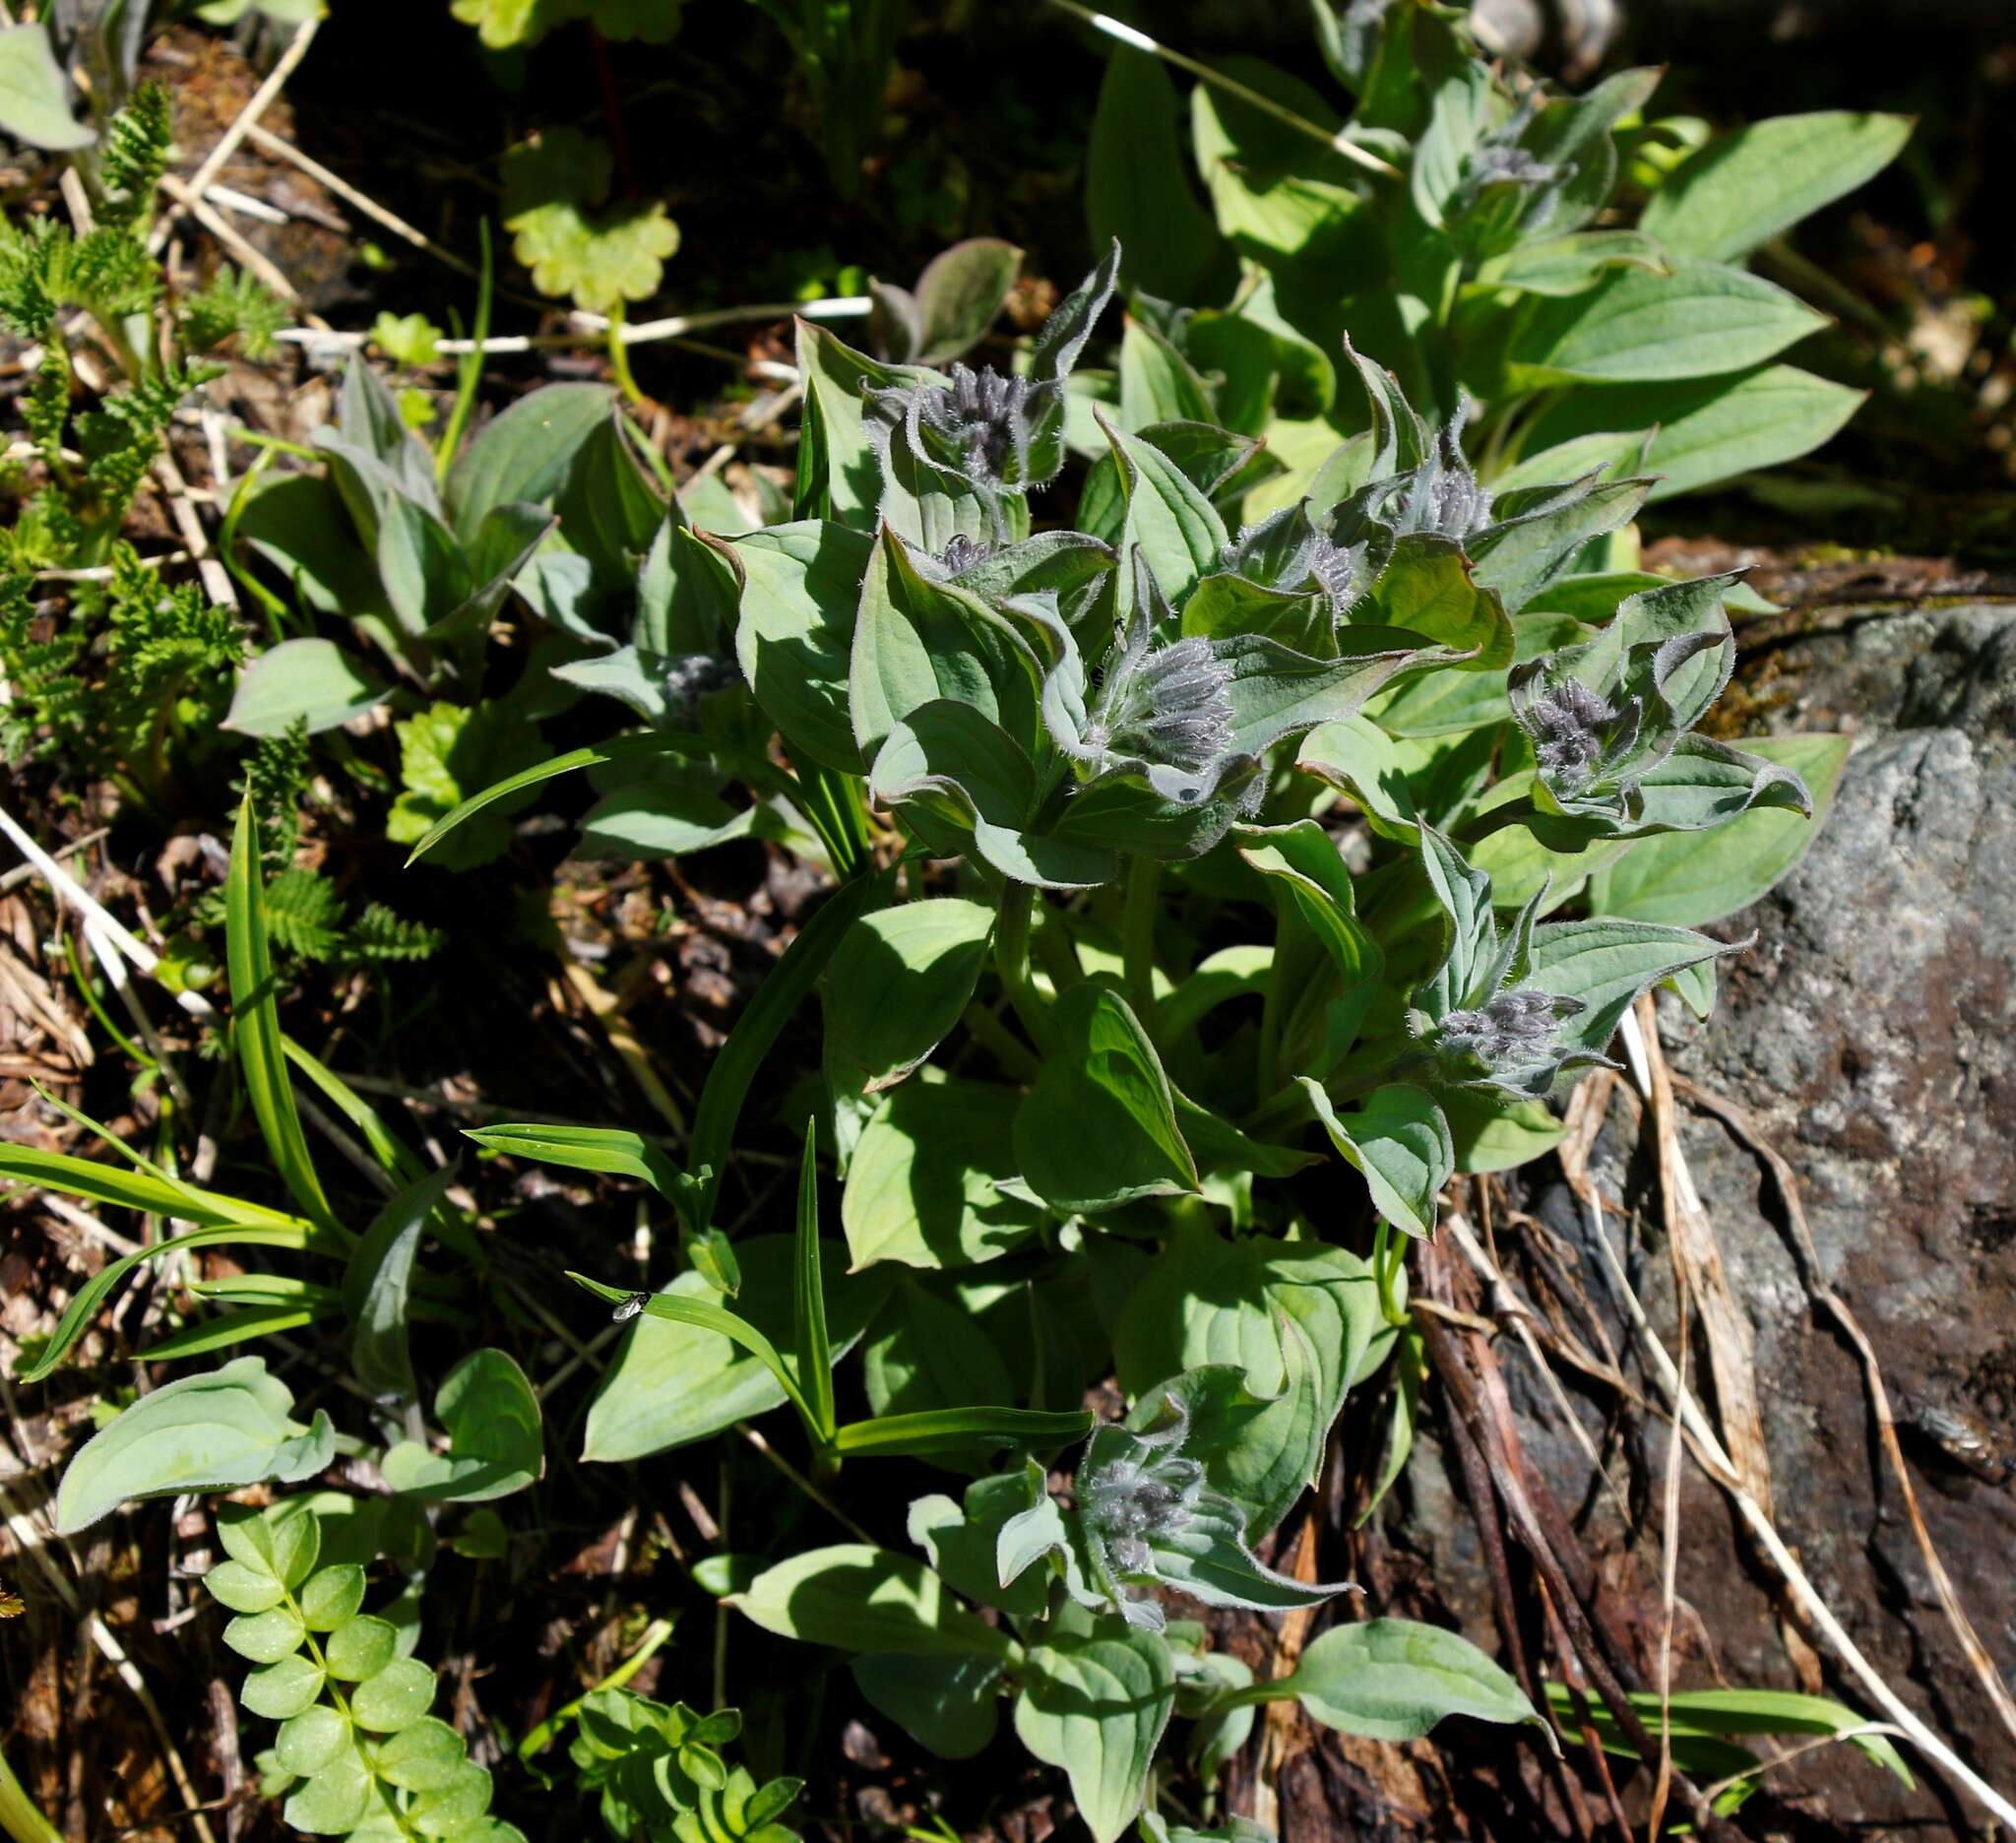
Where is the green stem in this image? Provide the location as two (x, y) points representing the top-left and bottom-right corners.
(1122, 855), (1162, 1034)
(1371, 1220), (1411, 1330)
(437, 221), (494, 484)
(606, 303), (645, 406)
(0, 1742), (60, 1843)
(224, 425), (319, 462)
(1450, 800), (1539, 846)
(962, 1000), (1041, 1084)
(994, 882), (1057, 1056)
(515, 1616), (675, 1761)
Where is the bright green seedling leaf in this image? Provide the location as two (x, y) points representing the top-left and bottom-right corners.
(223, 1606), (306, 1665)
(1015, 1620), (1175, 1843)
(348, 1656), (438, 1733)
(55, 1356), (334, 1533)
(728, 1545), (1017, 1659)
(1015, 985), (1199, 1214)
(381, 1348), (543, 1502)
(241, 1652), (327, 1721)
(274, 1705), (351, 1777)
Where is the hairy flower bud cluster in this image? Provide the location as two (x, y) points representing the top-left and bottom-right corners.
(1078, 1407), (1205, 1578)
(1380, 397), (1495, 542)
(914, 362), (1046, 492)
(1221, 507), (1374, 627)
(1451, 91), (1565, 230)
(662, 653), (744, 716)
(1524, 676), (1618, 791)
(1437, 985), (1582, 1071)
(1087, 635), (1235, 789)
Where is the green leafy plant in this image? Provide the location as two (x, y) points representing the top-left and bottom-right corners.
(0, 547), (241, 818)
(564, 1689), (802, 1842)
(202, 1498), (524, 1841)
(398, 229), (1878, 1834)
(1081, 2), (1910, 515)
(0, 83), (283, 569)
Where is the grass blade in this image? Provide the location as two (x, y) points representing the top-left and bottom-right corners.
(139, 1303), (338, 1361)
(402, 734), (714, 866)
(227, 799), (338, 1234)
(16, 1221), (324, 1383)
(833, 1407), (1095, 1459)
(791, 1118), (835, 1443)
(0, 1143), (297, 1232)
(467, 1123), (683, 1200)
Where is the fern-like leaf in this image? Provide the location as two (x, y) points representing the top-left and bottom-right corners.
(97, 84), (175, 232)
(343, 903), (446, 965)
(178, 267), (286, 360)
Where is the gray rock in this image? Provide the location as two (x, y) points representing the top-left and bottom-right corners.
(1404, 603), (2016, 1834)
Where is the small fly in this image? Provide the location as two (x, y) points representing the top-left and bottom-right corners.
(612, 1293), (651, 1323)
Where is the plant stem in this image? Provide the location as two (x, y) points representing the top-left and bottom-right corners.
(962, 1000), (1041, 1083)
(516, 1616), (676, 1761)
(606, 302), (645, 405)
(1122, 855), (1162, 1033)
(1371, 1220), (1411, 1329)
(995, 881), (1057, 1055)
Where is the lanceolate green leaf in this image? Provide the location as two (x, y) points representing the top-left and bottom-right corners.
(1506, 259), (1827, 387)
(1639, 111), (1913, 263)
(464, 1122), (683, 1200)
(1235, 1617), (1545, 1744)
(54, 1356), (336, 1533)
(1588, 733), (1852, 925)
(228, 800), (338, 1236)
